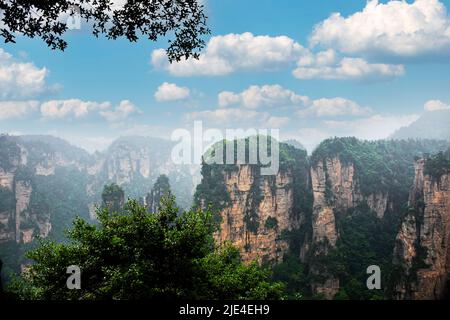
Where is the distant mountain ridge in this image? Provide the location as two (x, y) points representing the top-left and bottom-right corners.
(0, 134), (199, 277)
(390, 109), (450, 140)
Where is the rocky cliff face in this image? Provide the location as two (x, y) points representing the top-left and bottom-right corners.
(0, 136), (79, 245)
(307, 156), (393, 298)
(394, 156), (450, 299)
(0, 135), (199, 244)
(0, 134), (199, 274)
(194, 138), (450, 299)
(196, 142), (312, 265)
(87, 136), (199, 211)
(214, 165), (298, 264)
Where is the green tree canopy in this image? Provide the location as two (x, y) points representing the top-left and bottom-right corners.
(101, 183), (125, 213)
(9, 196), (282, 300)
(146, 174), (172, 213)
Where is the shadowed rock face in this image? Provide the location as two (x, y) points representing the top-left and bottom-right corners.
(213, 165), (299, 265)
(394, 158), (450, 299)
(308, 156), (391, 299)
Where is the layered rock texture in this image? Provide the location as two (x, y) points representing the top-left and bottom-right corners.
(2, 133), (450, 300)
(307, 155), (393, 298)
(394, 153), (450, 299)
(195, 140), (312, 265)
(196, 137), (450, 299)
(301, 139), (450, 299)
(214, 165), (299, 264)
(0, 134), (198, 274)
(0, 137), (57, 245)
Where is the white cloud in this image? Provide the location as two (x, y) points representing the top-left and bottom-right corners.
(151, 32), (306, 76)
(218, 85), (309, 109)
(0, 48), (52, 99)
(152, 31), (407, 81)
(40, 99), (110, 119)
(293, 55), (405, 81)
(310, 0), (450, 58)
(298, 97), (373, 117)
(0, 100), (39, 120)
(99, 100), (139, 122)
(265, 116), (291, 128)
(154, 82), (190, 102)
(424, 99), (450, 111)
(217, 84), (370, 118)
(185, 108), (290, 128)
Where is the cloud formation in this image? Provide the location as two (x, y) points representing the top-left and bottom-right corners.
(152, 32), (405, 81)
(40, 99), (138, 122)
(219, 85), (309, 109)
(298, 97), (372, 117)
(40, 99), (111, 119)
(155, 82), (190, 102)
(424, 99), (450, 111)
(0, 48), (52, 99)
(151, 32), (306, 76)
(293, 50), (405, 81)
(99, 100), (139, 122)
(0, 100), (39, 120)
(310, 0), (450, 58)
(218, 84), (370, 118)
(185, 108), (290, 128)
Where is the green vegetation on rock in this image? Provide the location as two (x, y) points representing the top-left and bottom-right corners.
(424, 150), (450, 180)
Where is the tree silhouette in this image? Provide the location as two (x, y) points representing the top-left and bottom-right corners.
(0, 0), (209, 62)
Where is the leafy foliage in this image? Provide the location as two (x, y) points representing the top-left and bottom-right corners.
(424, 150), (450, 180)
(194, 242), (283, 300)
(317, 204), (402, 300)
(0, 135), (21, 171)
(0, 0), (209, 62)
(264, 217), (278, 230)
(271, 253), (308, 299)
(193, 150), (234, 223)
(32, 167), (91, 240)
(7, 196), (282, 300)
(146, 174), (172, 213)
(0, 186), (15, 213)
(101, 183), (125, 213)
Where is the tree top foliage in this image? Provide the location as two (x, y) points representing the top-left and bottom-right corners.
(0, 0), (210, 62)
(7, 196), (283, 300)
(424, 150), (450, 180)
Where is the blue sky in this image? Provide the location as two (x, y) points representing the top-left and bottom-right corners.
(1, 0), (450, 152)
